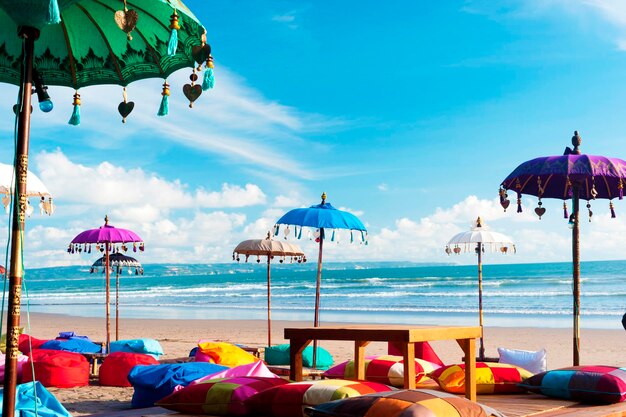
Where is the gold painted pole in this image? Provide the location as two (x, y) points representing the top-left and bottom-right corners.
(572, 185), (581, 366)
(3, 26), (39, 417)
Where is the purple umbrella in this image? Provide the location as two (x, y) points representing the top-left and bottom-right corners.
(69, 215), (144, 352)
(500, 131), (626, 365)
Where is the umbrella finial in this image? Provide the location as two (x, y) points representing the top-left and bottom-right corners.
(476, 217), (482, 228)
(564, 131), (582, 155)
(104, 215), (109, 225)
(321, 192), (327, 204)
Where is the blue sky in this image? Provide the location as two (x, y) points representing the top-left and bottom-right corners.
(4, 0), (626, 267)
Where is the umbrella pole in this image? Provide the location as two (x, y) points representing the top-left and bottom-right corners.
(267, 256), (272, 347)
(477, 242), (485, 361)
(116, 268), (119, 341)
(3, 26), (38, 417)
(105, 245), (111, 353)
(572, 186), (581, 366)
(312, 227), (324, 368)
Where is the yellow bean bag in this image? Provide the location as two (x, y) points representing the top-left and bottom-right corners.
(196, 341), (260, 368)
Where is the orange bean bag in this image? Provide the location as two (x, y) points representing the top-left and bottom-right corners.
(99, 352), (159, 387)
(22, 350), (89, 388)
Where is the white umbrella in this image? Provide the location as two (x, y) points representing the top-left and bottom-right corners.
(445, 217), (515, 360)
(234, 233), (306, 346)
(0, 162), (53, 215)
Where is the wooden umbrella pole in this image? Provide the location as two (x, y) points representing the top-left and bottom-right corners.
(312, 227), (324, 368)
(115, 268), (120, 341)
(267, 256), (272, 347)
(572, 186), (581, 366)
(105, 244), (111, 353)
(3, 26), (39, 417)
(477, 242), (485, 361)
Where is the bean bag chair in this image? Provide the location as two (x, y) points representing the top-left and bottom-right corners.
(40, 339), (102, 354)
(110, 338), (163, 358)
(18, 334), (50, 354)
(0, 352), (29, 383)
(387, 341), (444, 367)
(128, 362), (229, 408)
(190, 361), (280, 385)
(195, 341), (260, 367)
(22, 350), (90, 388)
(264, 343), (334, 370)
(0, 381), (72, 417)
(56, 331), (92, 342)
(99, 352), (159, 387)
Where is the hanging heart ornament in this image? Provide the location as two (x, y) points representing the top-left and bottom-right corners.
(118, 101), (135, 123)
(534, 207), (546, 218)
(501, 200), (510, 210)
(114, 9), (139, 40)
(192, 44), (212, 66)
(183, 84), (202, 106)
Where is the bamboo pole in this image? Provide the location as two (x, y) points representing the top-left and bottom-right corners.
(312, 227), (324, 368)
(572, 185), (580, 366)
(267, 256), (272, 347)
(477, 242), (485, 361)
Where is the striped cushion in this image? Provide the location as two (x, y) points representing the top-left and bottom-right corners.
(429, 362), (533, 394)
(156, 376), (289, 415)
(306, 389), (505, 417)
(323, 355), (440, 387)
(518, 366), (626, 404)
(246, 379), (395, 417)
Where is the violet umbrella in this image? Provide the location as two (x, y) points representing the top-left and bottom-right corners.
(445, 217), (515, 361)
(274, 192), (367, 366)
(90, 253), (143, 341)
(233, 233), (306, 347)
(69, 215), (144, 352)
(500, 131), (626, 365)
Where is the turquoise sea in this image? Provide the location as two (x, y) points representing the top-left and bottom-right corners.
(11, 260), (626, 330)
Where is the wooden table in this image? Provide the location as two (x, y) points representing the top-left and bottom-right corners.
(285, 325), (482, 401)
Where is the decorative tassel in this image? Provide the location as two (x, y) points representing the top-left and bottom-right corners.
(274, 225), (279, 236)
(563, 202), (568, 219)
(157, 81), (169, 116)
(610, 201), (616, 218)
(68, 91), (81, 125)
(516, 193), (522, 213)
(587, 202), (593, 222)
(331, 230), (335, 242)
(167, 9), (179, 56)
(202, 56), (215, 91)
(361, 231), (365, 242)
(47, 0), (61, 24)
(297, 227), (302, 239)
(350, 231), (354, 243)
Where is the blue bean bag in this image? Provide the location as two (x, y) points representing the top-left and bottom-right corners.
(0, 381), (71, 417)
(56, 331), (93, 342)
(40, 338), (101, 353)
(110, 338), (164, 358)
(128, 362), (229, 408)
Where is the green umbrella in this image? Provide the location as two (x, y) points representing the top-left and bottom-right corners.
(0, 1), (211, 414)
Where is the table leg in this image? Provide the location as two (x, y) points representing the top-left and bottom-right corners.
(289, 338), (311, 382)
(402, 341), (416, 389)
(457, 338), (476, 401)
(354, 341), (370, 380)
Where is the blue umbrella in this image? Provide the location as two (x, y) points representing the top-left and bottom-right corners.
(275, 193), (367, 365)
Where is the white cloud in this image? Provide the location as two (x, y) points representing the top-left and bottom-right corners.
(196, 184), (266, 208)
(272, 12), (299, 29)
(377, 183), (388, 192)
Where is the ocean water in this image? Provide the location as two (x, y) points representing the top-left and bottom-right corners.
(11, 260), (626, 330)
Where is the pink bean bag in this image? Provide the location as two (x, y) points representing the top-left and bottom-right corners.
(0, 352), (29, 383)
(99, 352), (159, 387)
(22, 350), (89, 388)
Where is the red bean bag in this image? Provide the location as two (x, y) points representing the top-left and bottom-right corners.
(22, 350), (89, 388)
(18, 334), (50, 354)
(99, 352), (159, 387)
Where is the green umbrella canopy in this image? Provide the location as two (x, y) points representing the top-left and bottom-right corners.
(0, 0), (208, 89)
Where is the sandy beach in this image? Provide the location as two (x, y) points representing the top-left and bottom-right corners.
(9, 312), (623, 416)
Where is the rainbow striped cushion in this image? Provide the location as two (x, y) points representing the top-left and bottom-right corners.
(429, 362), (533, 394)
(156, 376), (288, 415)
(323, 355), (440, 387)
(246, 379), (395, 417)
(518, 366), (626, 404)
(306, 389), (505, 417)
